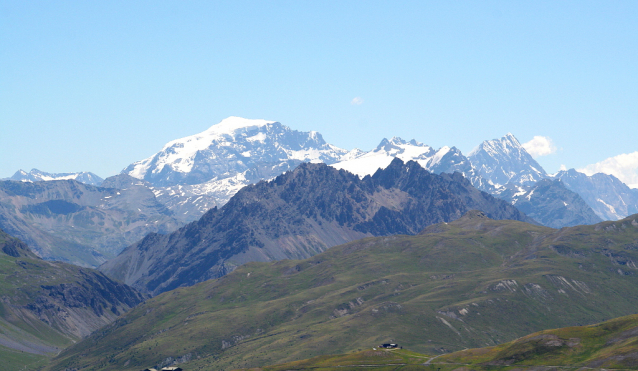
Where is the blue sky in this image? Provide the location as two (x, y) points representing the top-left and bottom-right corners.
(1, 1), (637, 182)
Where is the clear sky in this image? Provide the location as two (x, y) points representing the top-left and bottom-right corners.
(1, 1), (637, 183)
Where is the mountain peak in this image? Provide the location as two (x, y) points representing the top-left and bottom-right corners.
(503, 132), (520, 144)
(122, 117), (347, 187)
(468, 133), (547, 187)
(203, 116), (276, 136)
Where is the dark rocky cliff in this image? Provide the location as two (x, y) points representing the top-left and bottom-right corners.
(102, 158), (533, 296)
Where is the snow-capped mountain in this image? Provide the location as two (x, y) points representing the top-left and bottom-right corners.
(331, 137), (490, 190)
(122, 116), (348, 187)
(551, 169), (638, 220)
(468, 133), (547, 187)
(9, 169), (104, 186)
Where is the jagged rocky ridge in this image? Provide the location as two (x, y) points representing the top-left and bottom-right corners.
(0, 228), (145, 356)
(101, 158), (533, 296)
(333, 137), (487, 191)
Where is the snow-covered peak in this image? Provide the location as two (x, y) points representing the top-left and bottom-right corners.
(122, 117), (347, 187)
(332, 137), (447, 177)
(7, 169), (104, 186)
(201, 116), (276, 136)
(469, 133), (522, 158)
(147, 117), (279, 176)
(468, 133), (547, 187)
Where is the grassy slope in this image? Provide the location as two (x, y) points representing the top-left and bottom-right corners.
(438, 312), (638, 369)
(236, 348), (435, 371)
(49, 214), (638, 371)
(0, 229), (145, 370)
(0, 232), (73, 370)
(247, 313), (638, 370)
(0, 347), (49, 371)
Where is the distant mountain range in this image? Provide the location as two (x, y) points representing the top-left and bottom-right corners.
(9, 118), (637, 227)
(116, 118), (634, 226)
(4, 117), (637, 267)
(7, 168), (104, 186)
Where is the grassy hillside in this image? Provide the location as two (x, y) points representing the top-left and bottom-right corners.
(438, 312), (638, 369)
(245, 313), (638, 370)
(0, 229), (145, 370)
(235, 348), (435, 370)
(49, 212), (638, 371)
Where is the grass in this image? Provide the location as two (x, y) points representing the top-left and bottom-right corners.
(234, 314), (638, 370)
(0, 345), (50, 371)
(48, 214), (638, 370)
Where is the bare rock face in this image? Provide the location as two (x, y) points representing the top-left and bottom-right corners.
(102, 158), (533, 296)
(494, 179), (603, 228)
(552, 169), (638, 221)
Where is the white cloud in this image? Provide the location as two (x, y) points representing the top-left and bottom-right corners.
(578, 151), (638, 189)
(351, 97), (364, 105)
(559, 164), (567, 171)
(522, 136), (557, 157)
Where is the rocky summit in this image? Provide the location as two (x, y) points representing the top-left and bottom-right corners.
(468, 133), (547, 187)
(101, 158), (532, 296)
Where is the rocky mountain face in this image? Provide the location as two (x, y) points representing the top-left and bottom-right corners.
(468, 133), (547, 187)
(552, 169), (638, 221)
(52, 213), (638, 371)
(0, 178), (182, 267)
(101, 158), (532, 296)
(8, 168), (104, 186)
(0, 228), (145, 357)
(494, 178), (603, 228)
